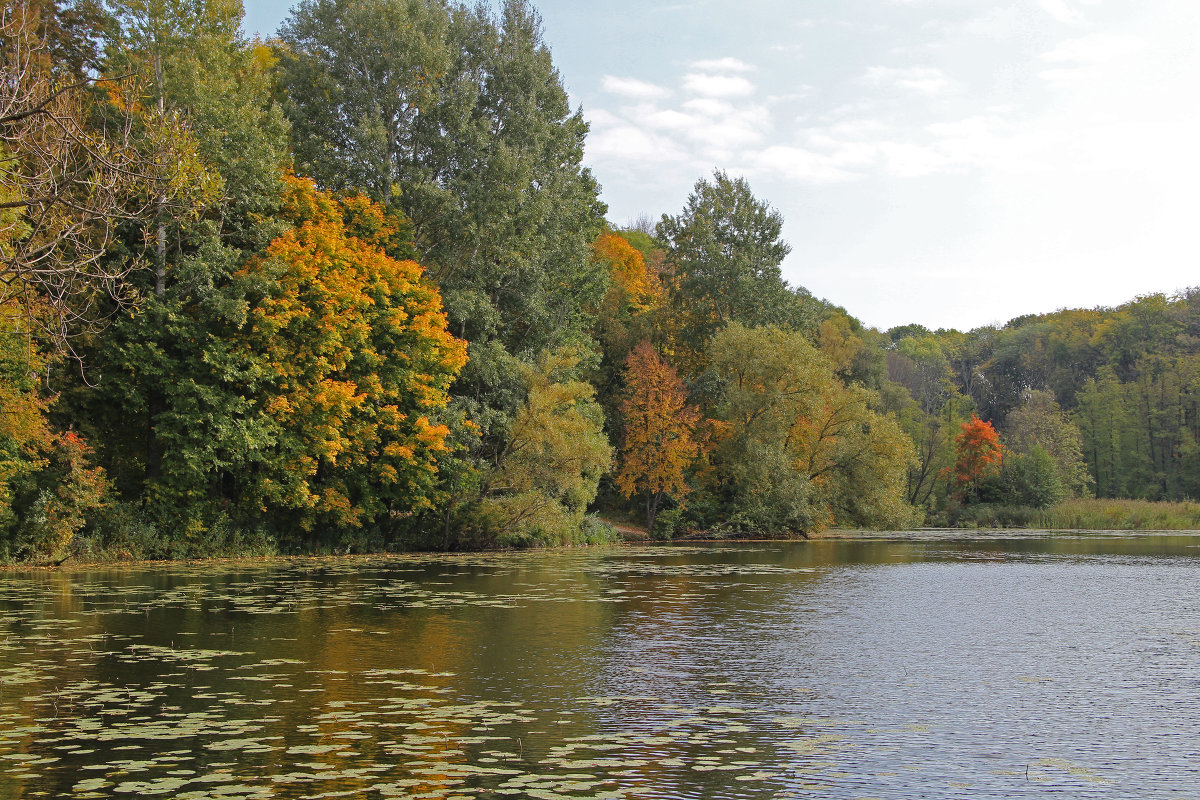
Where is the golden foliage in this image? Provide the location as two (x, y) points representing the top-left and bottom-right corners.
(241, 174), (467, 528)
(593, 231), (660, 312)
(615, 341), (700, 528)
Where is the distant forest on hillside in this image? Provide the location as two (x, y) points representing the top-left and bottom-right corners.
(2, 0), (1197, 562)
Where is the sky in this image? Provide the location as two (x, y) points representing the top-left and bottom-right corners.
(244, 0), (1200, 332)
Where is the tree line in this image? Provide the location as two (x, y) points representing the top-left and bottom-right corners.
(0, 0), (1195, 561)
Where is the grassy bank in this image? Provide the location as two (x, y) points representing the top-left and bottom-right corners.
(947, 498), (1200, 531)
(1034, 498), (1200, 530)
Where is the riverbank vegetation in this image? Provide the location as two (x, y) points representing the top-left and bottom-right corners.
(2, 0), (1198, 562)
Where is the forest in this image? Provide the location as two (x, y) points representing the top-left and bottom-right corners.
(2, 0), (1198, 562)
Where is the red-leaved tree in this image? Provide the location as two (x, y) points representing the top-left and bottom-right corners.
(952, 414), (1003, 501)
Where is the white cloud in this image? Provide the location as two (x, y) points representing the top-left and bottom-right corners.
(633, 98), (770, 151)
(862, 65), (954, 95)
(1041, 32), (1142, 65)
(601, 75), (671, 100)
(680, 98), (735, 117)
(638, 106), (697, 132)
(751, 145), (857, 183)
(682, 73), (757, 98)
(1041, 33), (1145, 64)
(585, 123), (689, 163)
(1038, 34), (1146, 90)
(689, 57), (756, 73)
(1034, 0), (1085, 24)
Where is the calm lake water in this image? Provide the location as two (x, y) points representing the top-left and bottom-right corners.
(2, 534), (1200, 799)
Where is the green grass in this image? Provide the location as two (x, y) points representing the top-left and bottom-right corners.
(1034, 498), (1200, 531)
(934, 497), (1200, 531)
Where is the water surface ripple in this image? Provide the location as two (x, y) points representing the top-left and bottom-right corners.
(1, 534), (1199, 799)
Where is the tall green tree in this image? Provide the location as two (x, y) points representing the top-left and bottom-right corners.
(278, 0), (606, 355)
(656, 171), (810, 369)
(277, 0), (453, 209)
(68, 0), (290, 538)
(107, 0), (290, 248)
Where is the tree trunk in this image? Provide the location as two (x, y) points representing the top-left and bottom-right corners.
(646, 491), (662, 534)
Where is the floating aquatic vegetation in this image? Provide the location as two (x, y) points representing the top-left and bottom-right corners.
(0, 542), (1197, 797)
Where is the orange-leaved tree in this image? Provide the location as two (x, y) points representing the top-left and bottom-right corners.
(952, 414), (1003, 501)
(240, 174), (467, 535)
(592, 231), (660, 312)
(616, 341), (700, 531)
(591, 230), (662, 369)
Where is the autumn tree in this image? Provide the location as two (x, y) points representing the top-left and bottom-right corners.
(788, 379), (919, 530)
(816, 313), (864, 380)
(280, 0), (608, 541)
(0, 305), (107, 561)
(239, 175), (467, 539)
(588, 230), (664, 427)
(0, 1), (203, 343)
(615, 341), (699, 532)
(952, 415), (1004, 502)
(594, 231), (659, 313)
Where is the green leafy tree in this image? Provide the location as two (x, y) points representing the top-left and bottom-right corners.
(657, 172), (810, 369)
(1006, 390), (1092, 498)
(278, 0), (606, 355)
(996, 445), (1063, 508)
(883, 334), (972, 509)
(277, 0), (452, 208)
(66, 0), (292, 543)
(107, 0), (290, 250)
(466, 348), (612, 547)
(702, 323), (917, 534)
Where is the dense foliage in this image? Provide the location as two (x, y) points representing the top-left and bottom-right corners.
(887, 292), (1200, 516)
(1, 0), (1196, 561)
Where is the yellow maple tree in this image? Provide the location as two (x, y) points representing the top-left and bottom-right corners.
(240, 174), (467, 533)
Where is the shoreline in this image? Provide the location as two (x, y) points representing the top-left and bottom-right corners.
(7, 526), (1200, 571)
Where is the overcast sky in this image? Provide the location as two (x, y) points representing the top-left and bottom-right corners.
(245, 0), (1200, 332)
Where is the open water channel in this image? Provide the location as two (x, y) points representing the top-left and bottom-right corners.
(2, 534), (1199, 799)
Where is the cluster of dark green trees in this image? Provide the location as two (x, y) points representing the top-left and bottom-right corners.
(1, 0), (1196, 562)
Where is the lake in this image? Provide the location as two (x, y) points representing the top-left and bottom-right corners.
(2, 533), (1199, 799)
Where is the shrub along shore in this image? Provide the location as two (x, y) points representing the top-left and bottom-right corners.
(8, 500), (1200, 568)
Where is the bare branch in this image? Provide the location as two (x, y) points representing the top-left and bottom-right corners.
(0, 3), (204, 351)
